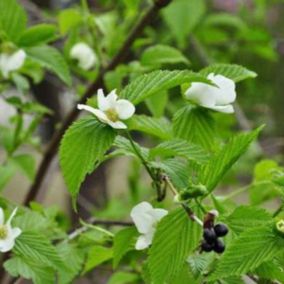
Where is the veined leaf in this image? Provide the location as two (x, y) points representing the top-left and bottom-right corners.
(128, 115), (172, 140)
(254, 260), (284, 283)
(173, 106), (216, 151)
(59, 117), (116, 199)
(148, 208), (202, 284)
(108, 272), (140, 284)
(209, 226), (284, 280)
(199, 126), (263, 193)
(150, 139), (209, 164)
(25, 45), (71, 85)
(200, 64), (257, 83)
(0, 0), (27, 41)
(120, 70), (207, 104)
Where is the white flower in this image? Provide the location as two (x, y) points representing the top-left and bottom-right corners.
(0, 207), (21, 253)
(70, 42), (97, 70)
(78, 89), (135, 129)
(185, 73), (236, 113)
(130, 202), (168, 250)
(0, 50), (26, 78)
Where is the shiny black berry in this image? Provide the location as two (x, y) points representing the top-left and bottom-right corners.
(203, 228), (217, 244)
(214, 239), (225, 254)
(201, 240), (213, 252)
(214, 224), (229, 237)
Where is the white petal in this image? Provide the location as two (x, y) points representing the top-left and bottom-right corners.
(135, 231), (154, 250)
(0, 50), (26, 78)
(7, 208), (18, 225)
(115, 100), (135, 120)
(0, 208), (4, 225)
(107, 120), (127, 129)
(149, 208), (168, 222)
(0, 238), (16, 253)
(97, 89), (109, 111)
(12, 227), (21, 238)
(209, 104), (234, 113)
(131, 202), (154, 234)
(105, 89), (118, 109)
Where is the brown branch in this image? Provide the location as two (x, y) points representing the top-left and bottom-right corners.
(23, 0), (172, 206)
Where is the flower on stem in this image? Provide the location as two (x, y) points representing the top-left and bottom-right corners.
(78, 89), (135, 129)
(185, 73), (236, 113)
(0, 207), (21, 253)
(0, 50), (26, 78)
(130, 202), (168, 250)
(70, 42), (97, 70)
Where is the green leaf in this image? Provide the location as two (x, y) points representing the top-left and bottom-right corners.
(58, 8), (83, 35)
(145, 91), (168, 118)
(83, 245), (113, 274)
(11, 154), (36, 180)
(148, 208), (201, 284)
(108, 272), (139, 284)
(128, 115), (172, 140)
(0, 0), (27, 41)
(141, 44), (189, 67)
(150, 139), (209, 164)
(25, 45), (71, 85)
(199, 126), (263, 193)
(113, 227), (137, 268)
(200, 64), (257, 83)
(173, 106), (216, 151)
(162, 0), (205, 47)
(120, 70), (207, 104)
(14, 231), (64, 269)
(254, 260), (284, 283)
(0, 163), (16, 191)
(225, 206), (272, 235)
(209, 226), (284, 280)
(18, 24), (57, 47)
(59, 117), (116, 199)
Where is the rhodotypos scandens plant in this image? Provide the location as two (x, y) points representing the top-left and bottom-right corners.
(78, 89), (135, 129)
(0, 49), (26, 78)
(185, 73), (236, 113)
(0, 208), (21, 253)
(70, 42), (97, 70)
(130, 202), (168, 250)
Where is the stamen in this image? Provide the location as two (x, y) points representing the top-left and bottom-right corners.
(0, 225), (8, 239)
(105, 109), (119, 122)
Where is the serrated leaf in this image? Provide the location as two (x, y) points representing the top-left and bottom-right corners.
(14, 231), (64, 270)
(225, 206), (272, 235)
(108, 272), (140, 284)
(200, 64), (257, 83)
(59, 117), (116, 199)
(145, 91), (168, 118)
(209, 226), (284, 280)
(254, 260), (284, 283)
(25, 45), (71, 85)
(128, 115), (172, 140)
(148, 208), (201, 284)
(18, 24), (57, 47)
(120, 70), (207, 104)
(0, 0), (27, 41)
(150, 139), (209, 164)
(199, 126), (263, 193)
(173, 106), (216, 151)
(113, 227), (137, 268)
(141, 44), (189, 67)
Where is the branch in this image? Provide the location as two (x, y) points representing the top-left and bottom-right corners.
(23, 0), (172, 206)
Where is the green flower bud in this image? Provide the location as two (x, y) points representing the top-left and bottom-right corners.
(275, 219), (284, 237)
(175, 183), (208, 202)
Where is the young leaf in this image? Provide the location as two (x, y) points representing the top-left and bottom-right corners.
(108, 271), (140, 284)
(0, 0), (27, 41)
(173, 106), (216, 151)
(209, 226), (284, 280)
(59, 117), (116, 199)
(141, 44), (189, 67)
(120, 70), (207, 104)
(25, 45), (71, 85)
(58, 8), (83, 35)
(11, 154), (36, 181)
(18, 24), (57, 47)
(200, 64), (257, 83)
(113, 227), (137, 268)
(148, 208), (201, 284)
(199, 126), (263, 193)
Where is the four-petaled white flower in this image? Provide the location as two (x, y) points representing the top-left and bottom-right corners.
(70, 42), (97, 70)
(78, 89), (135, 129)
(0, 207), (21, 253)
(130, 202), (168, 250)
(0, 50), (26, 79)
(185, 73), (236, 113)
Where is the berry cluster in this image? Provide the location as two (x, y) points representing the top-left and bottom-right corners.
(201, 223), (228, 254)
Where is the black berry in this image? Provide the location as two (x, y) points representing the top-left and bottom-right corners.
(201, 240), (213, 252)
(214, 239), (225, 254)
(214, 224), (229, 237)
(203, 228), (217, 244)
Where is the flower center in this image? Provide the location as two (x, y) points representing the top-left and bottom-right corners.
(105, 108), (119, 122)
(276, 219), (284, 234)
(0, 225), (8, 239)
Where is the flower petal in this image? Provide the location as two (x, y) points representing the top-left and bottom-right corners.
(135, 232), (154, 250)
(107, 120), (127, 129)
(0, 238), (16, 253)
(7, 208), (18, 226)
(97, 89), (110, 111)
(209, 104), (234, 113)
(12, 227), (21, 238)
(0, 208), (4, 225)
(70, 42), (96, 70)
(131, 202), (154, 234)
(115, 99), (135, 120)
(105, 89), (118, 109)
(149, 208), (168, 222)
